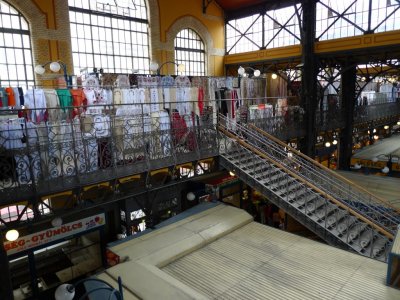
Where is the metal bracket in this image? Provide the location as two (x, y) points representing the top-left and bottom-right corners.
(203, 0), (213, 14)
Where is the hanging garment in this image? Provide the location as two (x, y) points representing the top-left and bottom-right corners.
(150, 88), (160, 113)
(24, 89), (47, 122)
(44, 89), (62, 122)
(56, 89), (72, 112)
(18, 87), (24, 106)
(13, 87), (20, 107)
(0, 87), (9, 107)
(5, 87), (16, 107)
(70, 88), (87, 117)
(161, 75), (175, 87)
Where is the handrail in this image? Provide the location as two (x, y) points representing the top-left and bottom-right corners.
(248, 123), (400, 215)
(219, 126), (394, 240)
(238, 118), (399, 228)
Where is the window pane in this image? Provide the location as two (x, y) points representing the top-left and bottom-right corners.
(174, 28), (206, 76)
(0, 1), (34, 91)
(69, 0), (150, 74)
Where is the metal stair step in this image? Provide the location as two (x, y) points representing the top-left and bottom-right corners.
(325, 210), (348, 229)
(335, 216), (358, 237)
(305, 198), (326, 215)
(347, 223), (368, 244)
(314, 204), (338, 221)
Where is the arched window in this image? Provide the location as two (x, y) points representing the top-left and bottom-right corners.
(0, 1), (34, 90)
(174, 28), (206, 76)
(69, 0), (150, 74)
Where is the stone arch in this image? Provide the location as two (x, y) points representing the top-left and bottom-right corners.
(165, 16), (214, 75)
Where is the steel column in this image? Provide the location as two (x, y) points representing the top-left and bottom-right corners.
(300, 0), (317, 156)
(338, 63), (357, 170)
(0, 236), (13, 300)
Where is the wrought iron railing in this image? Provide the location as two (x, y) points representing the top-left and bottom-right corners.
(1, 99), (399, 202)
(248, 101), (400, 139)
(0, 102), (218, 202)
(217, 115), (394, 261)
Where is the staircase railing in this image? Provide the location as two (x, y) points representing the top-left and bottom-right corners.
(218, 123), (392, 260)
(218, 114), (399, 238)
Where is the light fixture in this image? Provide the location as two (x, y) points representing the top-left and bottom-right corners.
(384, 125), (389, 130)
(34, 65), (45, 75)
(325, 141), (331, 147)
(373, 129), (377, 133)
(361, 76), (366, 82)
(152, 61), (186, 75)
(373, 135), (379, 140)
(382, 166), (389, 174)
(271, 73), (278, 80)
(237, 66), (260, 77)
(50, 61), (61, 72)
(149, 61), (159, 72)
(238, 66), (245, 76)
(186, 192), (196, 201)
(332, 139), (338, 145)
(372, 157), (378, 162)
(51, 217), (63, 227)
(287, 152), (293, 158)
(229, 171), (235, 177)
(5, 229), (19, 241)
(35, 60), (70, 86)
(177, 64), (185, 73)
(397, 121), (400, 126)
(55, 277), (124, 300)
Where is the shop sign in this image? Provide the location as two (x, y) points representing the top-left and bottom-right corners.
(4, 213), (105, 256)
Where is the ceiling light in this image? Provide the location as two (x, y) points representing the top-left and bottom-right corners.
(332, 139), (338, 145)
(253, 69), (261, 77)
(271, 73), (278, 80)
(229, 171), (235, 177)
(325, 142), (331, 147)
(373, 135), (379, 140)
(384, 125), (389, 130)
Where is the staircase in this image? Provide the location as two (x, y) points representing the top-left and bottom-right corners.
(218, 115), (400, 262)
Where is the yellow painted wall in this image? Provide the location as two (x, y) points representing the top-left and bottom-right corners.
(157, 0), (225, 76)
(30, 0), (59, 65)
(158, 0), (224, 47)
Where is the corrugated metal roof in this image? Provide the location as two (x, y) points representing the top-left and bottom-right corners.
(163, 222), (399, 300)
